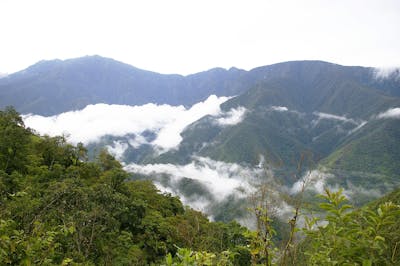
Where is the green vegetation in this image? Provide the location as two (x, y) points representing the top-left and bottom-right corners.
(149, 63), (400, 190)
(0, 107), (250, 265)
(1, 107), (400, 265)
(0, 56), (249, 116)
(324, 119), (400, 185)
(294, 189), (400, 265)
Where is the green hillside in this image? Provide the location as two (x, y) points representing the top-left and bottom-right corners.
(323, 119), (400, 188)
(0, 56), (251, 116)
(1, 58), (399, 116)
(0, 107), (251, 265)
(149, 62), (400, 189)
(2, 106), (400, 265)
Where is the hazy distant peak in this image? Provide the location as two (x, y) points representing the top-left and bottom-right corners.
(228, 66), (244, 72)
(27, 59), (63, 70)
(2, 55), (400, 116)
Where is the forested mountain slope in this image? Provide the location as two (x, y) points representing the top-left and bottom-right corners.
(1, 57), (399, 116)
(0, 107), (251, 265)
(148, 62), (400, 188)
(2, 57), (400, 224)
(0, 56), (249, 115)
(1, 101), (400, 265)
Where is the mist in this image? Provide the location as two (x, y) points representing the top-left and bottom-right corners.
(313, 112), (358, 124)
(376, 107), (400, 119)
(124, 156), (262, 215)
(215, 106), (247, 126)
(23, 95), (239, 151)
(270, 106), (289, 112)
(290, 169), (333, 195)
(374, 67), (400, 80)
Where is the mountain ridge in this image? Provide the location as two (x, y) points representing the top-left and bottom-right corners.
(1, 56), (399, 115)
(2, 55), (400, 219)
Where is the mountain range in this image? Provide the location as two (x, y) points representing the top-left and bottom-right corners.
(1, 55), (399, 221)
(0, 56), (250, 115)
(2, 56), (398, 116)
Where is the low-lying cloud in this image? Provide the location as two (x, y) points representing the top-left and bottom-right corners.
(376, 107), (400, 119)
(23, 95), (231, 151)
(125, 156), (260, 201)
(107, 141), (129, 161)
(270, 106), (289, 112)
(125, 156), (262, 214)
(151, 96), (229, 151)
(215, 106), (247, 126)
(348, 121), (367, 135)
(290, 169), (333, 195)
(289, 168), (387, 204)
(374, 67), (400, 80)
(313, 112), (358, 124)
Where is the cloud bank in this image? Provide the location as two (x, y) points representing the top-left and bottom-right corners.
(270, 106), (289, 112)
(151, 96), (230, 150)
(125, 156), (261, 214)
(215, 106), (247, 126)
(313, 112), (358, 124)
(376, 107), (400, 119)
(374, 67), (400, 80)
(106, 141), (129, 161)
(290, 170), (333, 195)
(23, 95), (232, 151)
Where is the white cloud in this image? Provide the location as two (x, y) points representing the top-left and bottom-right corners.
(154, 181), (211, 213)
(106, 141), (129, 161)
(23, 95), (229, 151)
(348, 121), (367, 135)
(152, 95), (228, 151)
(124, 156), (262, 214)
(271, 106), (289, 112)
(215, 106), (247, 126)
(376, 107), (400, 119)
(313, 112), (358, 124)
(127, 135), (148, 149)
(290, 170), (334, 195)
(342, 182), (383, 200)
(125, 155), (297, 224)
(374, 67), (400, 80)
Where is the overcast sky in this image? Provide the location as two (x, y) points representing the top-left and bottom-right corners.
(1, 0), (399, 75)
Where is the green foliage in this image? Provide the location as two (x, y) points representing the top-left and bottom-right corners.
(0, 109), (251, 264)
(163, 247), (234, 266)
(1, 108), (400, 265)
(324, 119), (400, 188)
(298, 189), (400, 265)
(0, 106), (31, 175)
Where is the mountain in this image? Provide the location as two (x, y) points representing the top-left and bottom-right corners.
(0, 56), (250, 115)
(2, 57), (400, 218)
(323, 118), (400, 190)
(59, 60), (399, 217)
(2, 56), (398, 117)
(147, 62), (400, 183)
(111, 61), (399, 216)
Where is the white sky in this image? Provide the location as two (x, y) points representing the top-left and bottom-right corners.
(1, 0), (399, 75)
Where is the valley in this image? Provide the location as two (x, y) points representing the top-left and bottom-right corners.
(2, 56), (397, 224)
(1, 55), (400, 264)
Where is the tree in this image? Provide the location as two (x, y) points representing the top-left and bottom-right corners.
(0, 106), (31, 175)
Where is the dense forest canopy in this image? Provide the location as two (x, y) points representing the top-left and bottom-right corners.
(0, 106), (251, 265)
(1, 106), (399, 265)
